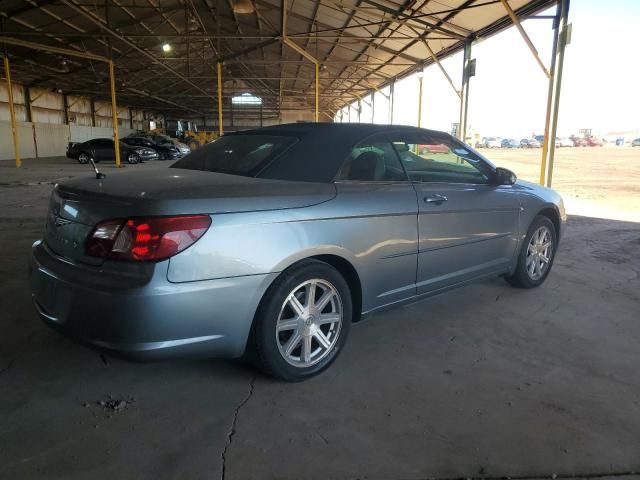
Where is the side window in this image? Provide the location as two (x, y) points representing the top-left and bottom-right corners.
(94, 139), (113, 148)
(335, 135), (407, 182)
(391, 134), (490, 184)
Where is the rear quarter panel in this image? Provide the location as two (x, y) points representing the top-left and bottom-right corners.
(167, 182), (419, 313)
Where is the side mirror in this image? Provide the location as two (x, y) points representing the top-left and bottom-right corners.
(494, 167), (517, 186)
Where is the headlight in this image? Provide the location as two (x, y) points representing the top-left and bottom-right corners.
(142, 149), (155, 155)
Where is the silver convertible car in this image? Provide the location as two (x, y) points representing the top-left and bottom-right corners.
(30, 124), (565, 381)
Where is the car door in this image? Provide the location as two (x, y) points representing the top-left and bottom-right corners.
(333, 134), (419, 310)
(82, 140), (96, 158)
(93, 139), (114, 161)
(141, 138), (159, 155)
(389, 131), (521, 294)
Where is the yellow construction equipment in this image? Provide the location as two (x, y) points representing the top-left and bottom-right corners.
(173, 120), (219, 150)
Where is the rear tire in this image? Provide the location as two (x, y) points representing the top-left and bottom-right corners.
(506, 215), (557, 288)
(126, 153), (139, 164)
(250, 260), (352, 382)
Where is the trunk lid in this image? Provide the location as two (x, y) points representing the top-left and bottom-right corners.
(44, 168), (336, 263)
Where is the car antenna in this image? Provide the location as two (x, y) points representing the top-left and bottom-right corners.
(89, 158), (106, 179)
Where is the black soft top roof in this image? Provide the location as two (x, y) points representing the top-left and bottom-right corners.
(226, 123), (452, 182)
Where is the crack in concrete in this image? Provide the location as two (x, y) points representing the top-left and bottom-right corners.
(414, 470), (639, 480)
(220, 373), (256, 480)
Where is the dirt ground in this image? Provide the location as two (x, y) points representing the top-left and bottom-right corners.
(484, 146), (640, 222)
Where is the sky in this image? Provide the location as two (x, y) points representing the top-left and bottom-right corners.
(338, 0), (640, 139)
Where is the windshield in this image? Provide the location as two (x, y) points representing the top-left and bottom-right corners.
(171, 134), (297, 177)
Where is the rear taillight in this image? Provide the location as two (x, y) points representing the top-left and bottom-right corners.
(86, 215), (212, 261)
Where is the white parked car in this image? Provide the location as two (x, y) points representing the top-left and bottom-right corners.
(486, 137), (502, 148)
(558, 137), (574, 147)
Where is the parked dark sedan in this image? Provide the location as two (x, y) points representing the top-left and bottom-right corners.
(151, 134), (191, 154)
(501, 138), (519, 148)
(34, 124), (565, 381)
(67, 138), (158, 164)
(122, 136), (183, 160)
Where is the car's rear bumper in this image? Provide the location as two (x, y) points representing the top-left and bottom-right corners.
(29, 241), (277, 360)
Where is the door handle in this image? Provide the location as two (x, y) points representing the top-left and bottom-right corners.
(424, 194), (448, 205)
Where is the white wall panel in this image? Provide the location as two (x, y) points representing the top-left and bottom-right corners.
(70, 125), (112, 143)
(68, 95), (94, 126)
(0, 83), (25, 104)
(0, 83), (28, 121)
(280, 110), (316, 123)
(0, 103), (28, 122)
(0, 121), (36, 160)
(120, 127), (135, 137)
(34, 123), (70, 157)
(69, 125), (136, 143)
(31, 108), (65, 124)
(29, 88), (65, 124)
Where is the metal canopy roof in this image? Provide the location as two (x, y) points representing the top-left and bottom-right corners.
(0, 0), (556, 118)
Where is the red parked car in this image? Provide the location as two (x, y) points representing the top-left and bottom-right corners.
(570, 135), (587, 147)
(584, 136), (603, 147)
(418, 143), (450, 154)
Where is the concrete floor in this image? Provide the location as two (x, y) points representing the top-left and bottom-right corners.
(1, 158), (640, 480)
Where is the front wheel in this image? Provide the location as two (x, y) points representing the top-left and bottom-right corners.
(77, 152), (92, 164)
(250, 260), (352, 382)
(126, 153), (139, 164)
(506, 215), (557, 288)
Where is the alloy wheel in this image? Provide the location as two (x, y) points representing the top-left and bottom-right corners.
(526, 226), (553, 281)
(276, 279), (343, 368)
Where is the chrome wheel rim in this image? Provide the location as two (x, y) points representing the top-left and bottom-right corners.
(526, 226), (553, 281)
(78, 153), (89, 163)
(276, 279), (343, 368)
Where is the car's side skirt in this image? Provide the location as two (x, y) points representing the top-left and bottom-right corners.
(358, 267), (510, 321)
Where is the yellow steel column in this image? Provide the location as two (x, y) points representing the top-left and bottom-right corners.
(108, 61), (121, 168)
(546, 0), (570, 188)
(539, 2), (561, 185)
(217, 62), (223, 136)
(3, 55), (21, 168)
(417, 71), (424, 127)
(539, 78), (555, 184)
(315, 63), (319, 123)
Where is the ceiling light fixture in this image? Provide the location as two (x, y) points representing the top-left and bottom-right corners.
(162, 43), (172, 53)
(230, 0), (254, 14)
